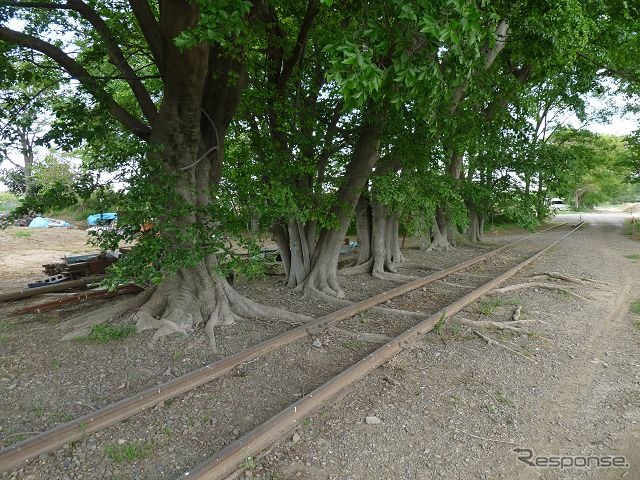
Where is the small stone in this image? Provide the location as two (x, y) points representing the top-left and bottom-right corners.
(312, 339), (322, 348)
(365, 416), (381, 425)
(292, 432), (301, 444)
(117, 439), (126, 445)
(232, 428), (240, 436)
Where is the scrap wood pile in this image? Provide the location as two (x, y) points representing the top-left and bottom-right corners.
(0, 251), (138, 314)
(38, 253), (118, 287)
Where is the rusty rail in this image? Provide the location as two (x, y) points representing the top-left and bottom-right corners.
(185, 223), (584, 479)
(0, 223), (565, 473)
(8, 285), (141, 316)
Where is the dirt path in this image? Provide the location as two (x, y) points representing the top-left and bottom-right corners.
(498, 217), (640, 480)
(249, 214), (639, 480)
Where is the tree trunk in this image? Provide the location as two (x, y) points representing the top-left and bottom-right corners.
(271, 219), (317, 288)
(347, 195), (405, 279)
(467, 207), (484, 242)
(294, 107), (383, 297)
(128, 4), (308, 349)
(18, 129), (34, 195)
(429, 207), (453, 251)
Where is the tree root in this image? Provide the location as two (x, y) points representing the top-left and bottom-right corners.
(339, 259), (374, 276)
(473, 330), (535, 362)
(329, 326), (392, 343)
(371, 270), (419, 283)
(452, 317), (540, 333)
(529, 271), (610, 287)
(491, 282), (591, 301)
(62, 274), (312, 352)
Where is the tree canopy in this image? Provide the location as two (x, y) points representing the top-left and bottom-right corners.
(0, 0), (638, 346)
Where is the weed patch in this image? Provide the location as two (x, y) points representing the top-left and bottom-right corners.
(77, 323), (136, 343)
(104, 441), (152, 463)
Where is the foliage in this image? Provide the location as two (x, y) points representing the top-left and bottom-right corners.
(0, 167), (25, 195)
(0, 191), (19, 211)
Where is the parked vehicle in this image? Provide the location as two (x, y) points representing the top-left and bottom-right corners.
(548, 198), (568, 211)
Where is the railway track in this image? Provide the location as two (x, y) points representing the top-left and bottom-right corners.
(0, 222), (583, 477)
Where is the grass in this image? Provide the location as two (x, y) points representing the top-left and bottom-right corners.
(631, 301), (640, 330)
(475, 297), (518, 315)
(50, 410), (73, 424)
(31, 402), (45, 416)
(104, 441), (152, 463)
(624, 253), (640, 260)
(77, 323), (136, 343)
(0, 321), (15, 331)
(342, 339), (366, 349)
(240, 456), (257, 470)
(13, 229), (32, 238)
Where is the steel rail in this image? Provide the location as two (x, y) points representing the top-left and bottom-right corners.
(0, 222), (565, 473)
(186, 222), (584, 479)
(8, 285), (141, 316)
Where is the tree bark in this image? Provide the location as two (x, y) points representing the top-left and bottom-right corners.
(293, 107), (383, 297)
(127, 3), (309, 348)
(467, 206), (484, 242)
(345, 195), (405, 279)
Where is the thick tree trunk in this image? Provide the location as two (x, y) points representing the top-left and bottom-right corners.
(271, 220), (317, 288)
(467, 207), (484, 242)
(344, 195), (406, 280)
(294, 107), (383, 297)
(429, 207), (453, 251)
(126, 4), (309, 349)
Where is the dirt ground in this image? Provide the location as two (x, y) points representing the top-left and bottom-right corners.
(0, 213), (638, 480)
(0, 227), (92, 290)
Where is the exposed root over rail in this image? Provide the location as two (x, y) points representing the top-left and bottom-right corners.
(490, 282), (591, 301)
(529, 271), (611, 286)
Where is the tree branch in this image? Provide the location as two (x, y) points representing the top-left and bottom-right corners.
(483, 18), (509, 70)
(127, 0), (164, 75)
(278, 0), (320, 89)
(5, 0), (159, 123)
(0, 26), (151, 140)
(1, 1), (71, 9)
(64, 0), (158, 124)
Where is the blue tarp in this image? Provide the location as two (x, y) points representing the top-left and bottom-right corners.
(87, 212), (117, 226)
(28, 216), (72, 228)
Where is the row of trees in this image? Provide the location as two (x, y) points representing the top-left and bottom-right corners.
(0, 0), (638, 346)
